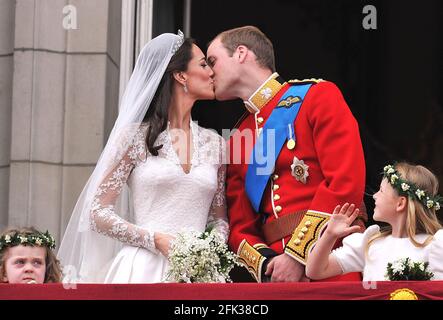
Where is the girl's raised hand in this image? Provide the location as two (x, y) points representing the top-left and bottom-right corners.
(325, 203), (361, 238)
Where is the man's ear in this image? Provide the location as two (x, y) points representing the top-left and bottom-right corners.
(236, 45), (249, 63)
(172, 71), (187, 86)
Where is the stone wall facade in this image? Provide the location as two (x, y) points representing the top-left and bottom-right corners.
(1, 0), (122, 245)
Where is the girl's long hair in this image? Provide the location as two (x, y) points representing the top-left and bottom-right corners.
(367, 162), (442, 253)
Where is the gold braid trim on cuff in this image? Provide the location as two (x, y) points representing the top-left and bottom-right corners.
(237, 240), (267, 282)
(253, 243), (269, 250)
(285, 210), (331, 265)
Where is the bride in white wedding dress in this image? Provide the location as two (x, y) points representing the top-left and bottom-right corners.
(57, 31), (229, 283)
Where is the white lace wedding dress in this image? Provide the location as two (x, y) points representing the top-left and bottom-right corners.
(89, 120), (229, 283)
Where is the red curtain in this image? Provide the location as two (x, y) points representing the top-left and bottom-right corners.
(1, 281), (442, 300)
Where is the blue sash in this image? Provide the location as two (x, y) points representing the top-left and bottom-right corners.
(245, 84), (312, 212)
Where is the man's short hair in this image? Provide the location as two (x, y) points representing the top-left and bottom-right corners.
(216, 26), (275, 72)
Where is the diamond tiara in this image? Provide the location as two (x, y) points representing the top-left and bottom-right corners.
(172, 30), (185, 54)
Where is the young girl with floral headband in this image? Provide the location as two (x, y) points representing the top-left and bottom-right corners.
(0, 227), (62, 283)
(306, 162), (443, 281)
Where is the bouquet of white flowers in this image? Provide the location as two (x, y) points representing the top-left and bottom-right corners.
(165, 227), (239, 283)
(385, 257), (434, 281)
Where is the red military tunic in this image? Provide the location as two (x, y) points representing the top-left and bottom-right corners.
(226, 73), (366, 282)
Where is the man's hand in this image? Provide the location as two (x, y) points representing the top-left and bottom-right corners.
(264, 253), (305, 282)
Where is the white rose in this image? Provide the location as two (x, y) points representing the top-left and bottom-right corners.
(427, 200), (434, 208)
(415, 189), (425, 200)
(392, 261), (404, 274)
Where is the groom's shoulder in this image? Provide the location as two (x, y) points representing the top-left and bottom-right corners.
(288, 78), (325, 86)
(288, 78), (342, 91)
(288, 78), (345, 98)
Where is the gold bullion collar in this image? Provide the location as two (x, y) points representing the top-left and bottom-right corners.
(244, 72), (286, 113)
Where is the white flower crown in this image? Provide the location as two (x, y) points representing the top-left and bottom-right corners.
(0, 230), (56, 252)
(383, 164), (442, 211)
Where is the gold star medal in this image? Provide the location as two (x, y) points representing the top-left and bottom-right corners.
(290, 156), (309, 184)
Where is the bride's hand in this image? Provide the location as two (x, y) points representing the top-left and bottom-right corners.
(154, 232), (175, 257)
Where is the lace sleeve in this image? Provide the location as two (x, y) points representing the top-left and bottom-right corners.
(89, 128), (158, 253)
(206, 164), (229, 242)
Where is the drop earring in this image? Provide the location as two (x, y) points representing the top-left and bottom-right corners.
(183, 83), (188, 93)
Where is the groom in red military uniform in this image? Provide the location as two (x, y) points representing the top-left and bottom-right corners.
(207, 26), (367, 282)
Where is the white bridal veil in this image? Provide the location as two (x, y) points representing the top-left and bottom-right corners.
(57, 31), (185, 282)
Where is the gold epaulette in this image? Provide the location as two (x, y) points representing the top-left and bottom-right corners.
(285, 210), (331, 265)
(288, 78), (324, 85)
(237, 240), (268, 282)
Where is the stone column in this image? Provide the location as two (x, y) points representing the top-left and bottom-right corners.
(8, 0), (121, 244)
(0, 0), (15, 230)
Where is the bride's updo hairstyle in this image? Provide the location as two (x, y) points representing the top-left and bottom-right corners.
(143, 38), (195, 156)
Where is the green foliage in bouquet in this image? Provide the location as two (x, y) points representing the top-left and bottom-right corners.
(385, 257), (434, 281)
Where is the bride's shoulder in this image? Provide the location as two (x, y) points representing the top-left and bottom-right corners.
(111, 123), (149, 156)
(137, 122), (150, 136)
(196, 124), (226, 146)
(195, 124), (227, 166)
(114, 123), (149, 143)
